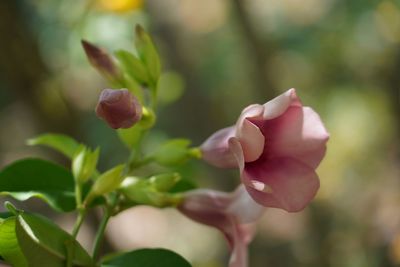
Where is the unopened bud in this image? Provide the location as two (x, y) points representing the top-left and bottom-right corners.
(96, 89), (142, 129)
(82, 40), (119, 80)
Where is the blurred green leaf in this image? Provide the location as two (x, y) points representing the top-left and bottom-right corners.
(115, 50), (149, 86)
(0, 159), (76, 212)
(0, 217), (27, 267)
(101, 248), (192, 267)
(27, 133), (81, 159)
(135, 25), (161, 87)
(169, 178), (197, 194)
(158, 72), (185, 105)
(117, 126), (143, 149)
(16, 213), (93, 267)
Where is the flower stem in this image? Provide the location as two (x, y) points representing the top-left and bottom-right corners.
(92, 207), (111, 260)
(72, 210), (86, 238)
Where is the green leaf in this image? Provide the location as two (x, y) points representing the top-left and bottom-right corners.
(16, 213), (93, 267)
(27, 133), (81, 159)
(0, 217), (28, 267)
(101, 248), (192, 267)
(158, 72), (185, 105)
(0, 159), (76, 212)
(0, 212), (12, 220)
(135, 25), (161, 87)
(115, 50), (149, 86)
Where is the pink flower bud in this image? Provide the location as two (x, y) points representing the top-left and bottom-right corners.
(82, 40), (119, 79)
(95, 89), (142, 129)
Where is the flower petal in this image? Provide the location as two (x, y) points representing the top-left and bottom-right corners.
(200, 126), (237, 168)
(178, 187), (260, 267)
(228, 185), (265, 224)
(235, 105), (265, 162)
(242, 157), (320, 212)
(261, 106), (329, 168)
(262, 88), (302, 120)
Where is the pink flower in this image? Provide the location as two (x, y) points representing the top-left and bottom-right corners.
(201, 89), (329, 212)
(95, 89), (142, 129)
(178, 185), (264, 267)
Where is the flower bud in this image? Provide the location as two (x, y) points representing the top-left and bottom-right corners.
(95, 89), (142, 129)
(81, 40), (119, 80)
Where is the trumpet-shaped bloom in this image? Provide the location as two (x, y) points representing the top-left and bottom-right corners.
(95, 89), (142, 129)
(201, 89), (329, 212)
(178, 186), (264, 267)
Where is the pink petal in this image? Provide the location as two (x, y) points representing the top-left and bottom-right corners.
(243, 157), (320, 212)
(235, 105), (265, 162)
(262, 88), (302, 120)
(200, 127), (237, 168)
(261, 106), (329, 168)
(228, 185), (265, 224)
(178, 187), (261, 267)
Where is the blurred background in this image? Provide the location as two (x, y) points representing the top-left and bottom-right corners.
(0, 0), (399, 266)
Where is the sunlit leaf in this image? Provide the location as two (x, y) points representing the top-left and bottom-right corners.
(0, 217), (27, 267)
(0, 159), (76, 212)
(16, 213), (93, 267)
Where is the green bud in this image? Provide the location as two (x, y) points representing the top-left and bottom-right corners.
(152, 139), (191, 166)
(120, 177), (182, 208)
(138, 107), (156, 129)
(72, 146), (99, 184)
(149, 173), (181, 192)
(89, 164), (125, 198)
(134, 25), (161, 87)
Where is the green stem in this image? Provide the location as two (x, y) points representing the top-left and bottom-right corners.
(92, 208), (111, 260)
(72, 210), (86, 238)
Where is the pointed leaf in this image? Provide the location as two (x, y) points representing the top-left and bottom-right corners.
(135, 25), (161, 87)
(27, 134), (81, 159)
(0, 217), (28, 267)
(0, 159), (76, 212)
(101, 248), (191, 267)
(115, 50), (149, 86)
(16, 213), (93, 267)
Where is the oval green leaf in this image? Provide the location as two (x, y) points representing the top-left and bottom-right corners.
(101, 248), (192, 267)
(27, 133), (81, 159)
(0, 159), (76, 212)
(16, 213), (93, 267)
(0, 217), (28, 267)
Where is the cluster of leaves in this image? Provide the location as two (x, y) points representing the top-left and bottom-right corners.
(0, 26), (197, 266)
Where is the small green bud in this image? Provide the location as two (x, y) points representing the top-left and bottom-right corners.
(89, 164), (125, 199)
(152, 139), (191, 166)
(120, 176), (182, 207)
(149, 173), (181, 192)
(72, 146), (99, 184)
